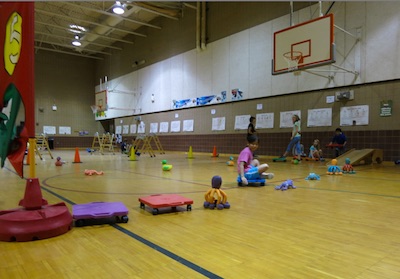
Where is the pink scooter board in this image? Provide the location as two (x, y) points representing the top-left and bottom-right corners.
(139, 194), (193, 215)
(72, 201), (129, 227)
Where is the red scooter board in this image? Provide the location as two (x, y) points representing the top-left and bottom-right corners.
(72, 201), (129, 226)
(326, 144), (344, 148)
(139, 194), (193, 215)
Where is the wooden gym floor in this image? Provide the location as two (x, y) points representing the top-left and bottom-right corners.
(1, 149), (400, 279)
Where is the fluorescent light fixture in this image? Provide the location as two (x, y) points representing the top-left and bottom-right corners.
(72, 35), (81, 46)
(69, 24), (87, 34)
(112, 1), (125, 15)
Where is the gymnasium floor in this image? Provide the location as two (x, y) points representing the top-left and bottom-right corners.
(1, 149), (400, 279)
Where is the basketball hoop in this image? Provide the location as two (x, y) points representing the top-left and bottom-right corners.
(90, 105), (100, 114)
(283, 51), (303, 72)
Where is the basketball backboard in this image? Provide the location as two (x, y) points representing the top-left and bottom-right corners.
(95, 90), (107, 112)
(273, 14), (335, 75)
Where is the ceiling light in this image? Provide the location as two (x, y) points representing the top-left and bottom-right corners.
(69, 24), (87, 34)
(112, 1), (125, 15)
(72, 35), (81, 46)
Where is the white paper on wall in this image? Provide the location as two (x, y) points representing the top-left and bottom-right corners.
(171, 120), (181, 132)
(234, 114), (251, 130)
(43, 126), (56, 135)
(130, 124), (137, 134)
(150, 123), (158, 133)
(212, 117), (226, 131)
(340, 105), (369, 126)
(159, 122), (169, 133)
(183, 119), (194, 132)
(279, 110), (301, 128)
(122, 125), (129, 134)
(115, 125), (122, 134)
(256, 113), (274, 129)
(137, 121), (146, 134)
(307, 108), (332, 127)
(59, 126), (71, 135)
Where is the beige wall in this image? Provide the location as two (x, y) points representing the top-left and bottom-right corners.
(116, 80), (399, 135)
(34, 51), (104, 136)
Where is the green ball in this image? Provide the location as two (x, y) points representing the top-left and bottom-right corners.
(161, 160), (167, 165)
(293, 159), (299, 165)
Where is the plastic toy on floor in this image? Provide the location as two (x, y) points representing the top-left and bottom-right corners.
(275, 179), (296, 191)
(342, 158), (356, 174)
(327, 159), (342, 175)
(55, 156), (65, 166)
(86, 148), (96, 155)
(204, 176), (230, 210)
(84, 169), (104, 176)
(305, 173), (320, 180)
(273, 156), (287, 162)
(226, 156), (234, 166)
(161, 160), (172, 171)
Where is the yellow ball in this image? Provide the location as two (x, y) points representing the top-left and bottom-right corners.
(162, 164), (172, 171)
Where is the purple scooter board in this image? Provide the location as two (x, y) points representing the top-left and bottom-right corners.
(72, 201), (129, 227)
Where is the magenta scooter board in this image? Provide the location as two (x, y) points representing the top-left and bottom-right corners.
(72, 202), (129, 227)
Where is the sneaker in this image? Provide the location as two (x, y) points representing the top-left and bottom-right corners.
(261, 172), (274, 179)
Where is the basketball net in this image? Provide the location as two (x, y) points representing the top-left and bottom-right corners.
(283, 51), (303, 72)
(90, 105), (100, 114)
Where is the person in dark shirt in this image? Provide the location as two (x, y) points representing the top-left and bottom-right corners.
(329, 128), (347, 157)
(247, 116), (256, 137)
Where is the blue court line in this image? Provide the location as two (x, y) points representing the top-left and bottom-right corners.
(39, 183), (223, 279)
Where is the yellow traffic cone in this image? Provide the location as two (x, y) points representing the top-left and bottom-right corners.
(187, 146), (194, 159)
(129, 146), (138, 161)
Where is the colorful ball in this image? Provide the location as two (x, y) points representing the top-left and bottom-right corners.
(162, 164), (172, 171)
(293, 159), (299, 165)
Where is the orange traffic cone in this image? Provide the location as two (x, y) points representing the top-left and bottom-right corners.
(72, 147), (82, 163)
(212, 146), (218, 157)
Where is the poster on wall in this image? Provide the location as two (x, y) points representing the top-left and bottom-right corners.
(122, 125), (129, 134)
(171, 120), (181, 132)
(43, 126), (56, 135)
(280, 110), (301, 128)
(115, 125), (122, 134)
(159, 122), (169, 133)
(380, 100), (392, 116)
(172, 98), (196, 109)
(137, 121), (145, 134)
(231, 89), (243, 101)
(59, 126), (71, 135)
(256, 113), (274, 129)
(130, 124), (137, 134)
(183, 119), (194, 132)
(340, 105), (369, 126)
(307, 108), (332, 127)
(234, 114), (251, 130)
(150, 123), (158, 133)
(212, 117), (226, 131)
